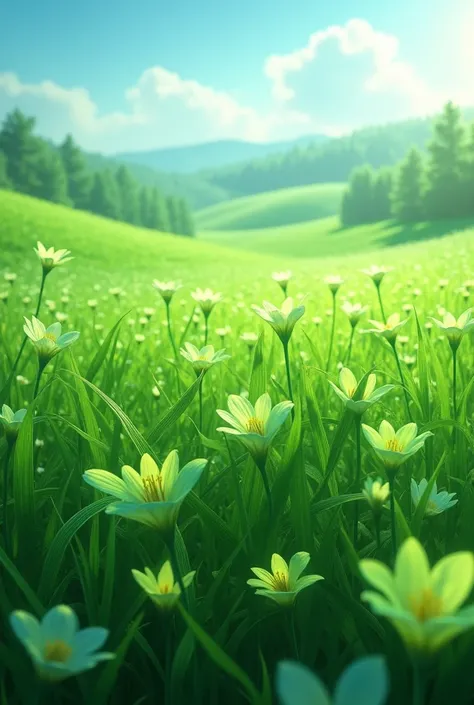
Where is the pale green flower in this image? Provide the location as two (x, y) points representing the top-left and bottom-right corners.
(132, 560), (195, 610)
(34, 241), (73, 273)
(341, 301), (367, 327)
(180, 342), (230, 375)
(361, 313), (407, 343)
(329, 368), (394, 415)
(362, 421), (432, 471)
(0, 404), (27, 441)
(430, 309), (474, 349)
(217, 392), (293, 461)
(10, 605), (114, 682)
(248, 552), (323, 607)
(240, 332), (258, 347)
(83, 451), (206, 532)
(277, 656), (389, 705)
(411, 478), (457, 517)
(361, 265), (392, 286)
(23, 316), (80, 364)
(363, 477), (390, 513)
(324, 275), (344, 294)
(153, 280), (182, 304)
(272, 270), (292, 294)
(191, 288), (222, 316)
(360, 537), (474, 652)
(252, 298), (304, 344)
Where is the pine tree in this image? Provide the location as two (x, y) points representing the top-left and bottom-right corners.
(0, 109), (42, 194)
(59, 134), (91, 209)
(176, 198), (195, 236)
(371, 168), (393, 221)
(139, 186), (151, 228)
(88, 171), (122, 220)
(166, 196), (181, 234)
(392, 148), (426, 222)
(33, 143), (69, 204)
(116, 165), (140, 224)
(339, 165), (374, 226)
(425, 102), (467, 219)
(462, 123), (474, 216)
(147, 187), (170, 231)
(0, 150), (10, 189)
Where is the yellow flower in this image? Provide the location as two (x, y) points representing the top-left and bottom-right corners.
(363, 477), (390, 513)
(132, 561), (195, 610)
(362, 421), (432, 471)
(361, 313), (407, 343)
(252, 298), (304, 344)
(180, 343), (230, 375)
(34, 242), (73, 273)
(329, 368), (394, 415)
(248, 552), (323, 607)
(360, 537), (474, 652)
(430, 309), (474, 349)
(191, 288), (222, 316)
(23, 316), (80, 364)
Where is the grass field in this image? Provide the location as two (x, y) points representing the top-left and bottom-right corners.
(195, 182), (346, 231)
(2, 189), (474, 705)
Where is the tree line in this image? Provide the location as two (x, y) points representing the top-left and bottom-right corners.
(341, 102), (474, 227)
(0, 109), (195, 236)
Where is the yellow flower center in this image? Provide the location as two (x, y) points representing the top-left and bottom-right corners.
(347, 386), (357, 398)
(246, 417), (265, 435)
(272, 570), (289, 591)
(142, 474), (165, 502)
(160, 583), (171, 594)
(44, 332), (57, 342)
(43, 640), (72, 663)
(409, 588), (443, 622)
(426, 500), (439, 514)
(385, 438), (403, 452)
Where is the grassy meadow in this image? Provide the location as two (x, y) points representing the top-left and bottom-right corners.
(2, 188), (474, 705)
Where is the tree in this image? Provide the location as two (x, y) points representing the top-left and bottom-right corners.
(116, 165), (140, 224)
(392, 148), (426, 222)
(166, 196), (181, 234)
(139, 186), (150, 228)
(462, 122), (474, 216)
(88, 171), (122, 220)
(339, 165), (374, 227)
(147, 187), (170, 231)
(0, 151), (10, 189)
(425, 102), (467, 219)
(59, 134), (91, 209)
(371, 168), (393, 221)
(33, 144), (69, 204)
(0, 109), (41, 194)
(176, 198), (195, 236)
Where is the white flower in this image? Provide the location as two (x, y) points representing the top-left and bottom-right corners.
(0, 404), (27, 442)
(362, 421), (432, 471)
(329, 368), (394, 415)
(153, 280), (181, 304)
(361, 313), (407, 344)
(180, 343), (230, 375)
(191, 288), (222, 316)
(341, 301), (367, 327)
(430, 309), (474, 349)
(23, 316), (80, 364)
(252, 298), (304, 344)
(34, 242), (73, 273)
(324, 275), (344, 294)
(272, 271), (292, 293)
(411, 478), (458, 517)
(361, 265), (392, 285)
(363, 477), (390, 513)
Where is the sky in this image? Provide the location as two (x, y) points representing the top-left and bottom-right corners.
(0, 0), (473, 154)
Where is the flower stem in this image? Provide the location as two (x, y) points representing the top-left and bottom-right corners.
(198, 377), (204, 436)
(376, 282), (386, 323)
(9, 270), (47, 381)
(2, 443), (12, 555)
(346, 326), (355, 365)
(256, 457), (273, 520)
(224, 436), (250, 549)
(33, 363), (45, 400)
(374, 513), (381, 551)
(165, 530), (188, 610)
(353, 415), (362, 549)
(325, 293), (337, 372)
(204, 313), (210, 345)
(412, 660), (426, 705)
(452, 345), (458, 420)
(288, 609), (300, 660)
(282, 341), (294, 408)
(391, 341), (412, 421)
(388, 473), (397, 564)
(166, 302), (179, 360)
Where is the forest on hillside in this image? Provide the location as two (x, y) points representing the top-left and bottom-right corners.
(0, 110), (195, 237)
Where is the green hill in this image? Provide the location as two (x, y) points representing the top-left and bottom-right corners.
(196, 183), (345, 231)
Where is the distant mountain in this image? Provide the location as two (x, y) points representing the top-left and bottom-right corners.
(114, 135), (329, 174)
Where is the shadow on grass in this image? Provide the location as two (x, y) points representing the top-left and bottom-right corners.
(334, 217), (474, 247)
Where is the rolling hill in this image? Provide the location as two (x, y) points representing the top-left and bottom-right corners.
(196, 183), (346, 231)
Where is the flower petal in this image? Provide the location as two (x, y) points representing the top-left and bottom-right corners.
(271, 553), (289, 579)
(288, 552), (310, 587)
(161, 450), (179, 499)
(276, 661), (331, 705)
(431, 552), (474, 613)
(254, 393), (272, 424)
(42, 605), (78, 642)
(83, 470), (130, 501)
(395, 423), (418, 448)
(394, 538), (430, 609)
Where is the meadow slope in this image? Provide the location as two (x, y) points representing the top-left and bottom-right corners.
(196, 183), (345, 231)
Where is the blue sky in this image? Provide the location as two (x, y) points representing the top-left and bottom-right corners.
(0, 0), (472, 153)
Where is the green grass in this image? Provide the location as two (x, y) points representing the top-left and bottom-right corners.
(2, 189), (474, 705)
(201, 213), (474, 259)
(195, 182), (346, 231)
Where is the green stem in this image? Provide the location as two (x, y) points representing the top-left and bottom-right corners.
(325, 293), (337, 372)
(198, 377), (204, 436)
(346, 326), (355, 365)
(391, 341), (412, 421)
(288, 609), (300, 660)
(224, 435), (250, 549)
(33, 363), (45, 400)
(374, 513), (381, 551)
(165, 530), (188, 609)
(9, 270), (47, 381)
(376, 282), (386, 323)
(452, 346), (457, 421)
(204, 313), (210, 346)
(282, 340), (294, 407)
(388, 474), (397, 564)
(2, 444), (12, 555)
(353, 416), (362, 548)
(166, 302), (179, 360)
(256, 456), (273, 519)
(412, 660), (426, 705)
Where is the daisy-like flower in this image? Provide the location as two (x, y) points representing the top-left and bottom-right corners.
(361, 313), (408, 344)
(132, 561), (195, 611)
(410, 478), (457, 517)
(23, 316), (80, 365)
(87, 299), (98, 309)
(135, 334), (145, 344)
(325, 275), (344, 295)
(363, 477), (390, 513)
(341, 301), (367, 328)
(277, 656), (389, 705)
(108, 287), (123, 299)
(248, 552), (323, 607)
(216, 325), (231, 341)
(361, 265), (392, 286)
(272, 270), (292, 294)
(143, 307), (155, 319)
(191, 288), (222, 317)
(217, 392), (293, 462)
(153, 280), (182, 304)
(362, 421), (432, 472)
(252, 298), (305, 344)
(180, 343), (230, 375)
(360, 537), (474, 653)
(4, 272), (17, 285)
(329, 368), (394, 415)
(34, 242), (73, 274)
(0, 291), (9, 303)
(9, 605), (114, 682)
(0, 404), (27, 443)
(430, 309), (474, 350)
(83, 451), (206, 532)
(241, 332), (258, 348)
